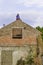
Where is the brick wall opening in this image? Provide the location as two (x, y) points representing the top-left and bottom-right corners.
(12, 28), (22, 39)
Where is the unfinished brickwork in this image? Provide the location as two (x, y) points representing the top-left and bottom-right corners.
(0, 16), (42, 65)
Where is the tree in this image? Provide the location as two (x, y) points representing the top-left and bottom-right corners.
(36, 26), (41, 31)
(26, 46), (35, 65)
(16, 57), (25, 65)
(36, 26), (43, 41)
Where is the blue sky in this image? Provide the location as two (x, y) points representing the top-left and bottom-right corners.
(0, 0), (43, 28)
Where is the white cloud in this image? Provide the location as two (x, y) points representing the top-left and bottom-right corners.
(20, 10), (43, 27)
(0, 0), (3, 4)
(22, 0), (43, 7)
(0, 0), (43, 27)
(33, 16), (43, 27)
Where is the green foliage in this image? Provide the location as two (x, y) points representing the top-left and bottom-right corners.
(26, 57), (34, 65)
(16, 58), (25, 65)
(36, 26), (43, 41)
(26, 47), (35, 65)
(41, 33), (43, 40)
(36, 26), (41, 31)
